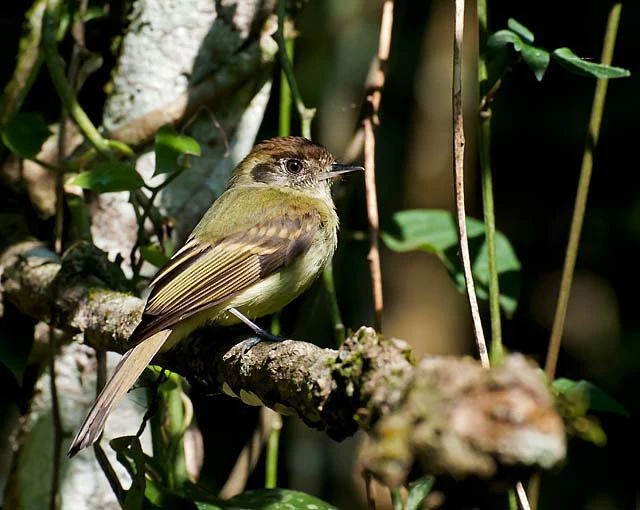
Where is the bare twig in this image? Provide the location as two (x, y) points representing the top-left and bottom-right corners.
(545, 3), (623, 382)
(48, 327), (62, 510)
(363, 0), (394, 332)
(516, 481), (532, 510)
(453, 0), (489, 368)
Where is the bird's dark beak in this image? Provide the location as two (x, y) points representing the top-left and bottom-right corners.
(319, 163), (364, 181)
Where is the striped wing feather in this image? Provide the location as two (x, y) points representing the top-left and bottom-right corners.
(130, 210), (319, 343)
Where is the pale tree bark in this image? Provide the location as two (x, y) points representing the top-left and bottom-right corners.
(2, 1), (277, 508)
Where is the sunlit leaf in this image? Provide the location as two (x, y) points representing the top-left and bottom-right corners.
(552, 48), (630, 79)
(155, 124), (201, 176)
(507, 18), (535, 44)
(381, 210), (521, 316)
(1, 112), (52, 159)
(70, 162), (144, 193)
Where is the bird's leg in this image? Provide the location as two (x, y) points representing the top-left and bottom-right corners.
(227, 307), (286, 355)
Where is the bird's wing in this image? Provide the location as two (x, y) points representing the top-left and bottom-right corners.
(130, 207), (320, 342)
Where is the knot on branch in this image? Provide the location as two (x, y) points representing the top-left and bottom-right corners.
(361, 354), (567, 486)
(321, 328), (414, 439)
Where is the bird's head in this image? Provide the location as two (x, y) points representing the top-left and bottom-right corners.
(229, 136), (363, 197)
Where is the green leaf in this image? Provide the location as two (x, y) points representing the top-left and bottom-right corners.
(552, 47), (630, 79)
(507, 18), (535, 44)
(70, 162), (145, 193)
(226, 489), (339, 510)
(381, 210), (521, 316)
(140, 244), (171, 268)
(487, 29), (523, 53)
(406, 476), (435, 510)
(1, 112), (52, 159)
(520, 43), (550, 81)
(155, 124), (201, 176)
(553, 378), (628, 417)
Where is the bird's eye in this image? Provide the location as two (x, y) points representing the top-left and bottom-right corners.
(284, 159), (303, 174)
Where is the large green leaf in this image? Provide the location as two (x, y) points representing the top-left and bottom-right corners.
(155, 124), (201, 176)
(1, 112), (52, 159)
(70, 162), (145, 193)
(225, 489), (338, 510)
(552, 48), (630, 79)
(381, 209), (521, 316)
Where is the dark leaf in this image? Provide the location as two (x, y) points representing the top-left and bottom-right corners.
(155, 124), (201, 176)
(553, 378), (629, 417)
(552, 47), (630, 78)
(381, 210), (521, 316)
(1, 112), (52, 159)
(70, 162), (145, 193)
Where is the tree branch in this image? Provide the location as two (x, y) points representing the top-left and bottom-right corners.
(0, 240), (566, 485)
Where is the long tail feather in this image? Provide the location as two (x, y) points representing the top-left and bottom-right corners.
(68, 330), (171, 457)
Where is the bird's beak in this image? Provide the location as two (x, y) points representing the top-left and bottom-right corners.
(318, 163), (365, 181)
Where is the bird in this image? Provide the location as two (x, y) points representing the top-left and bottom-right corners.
(68, 136), (363, 456)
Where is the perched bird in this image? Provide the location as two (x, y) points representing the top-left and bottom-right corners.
(68, 136), (363, 456)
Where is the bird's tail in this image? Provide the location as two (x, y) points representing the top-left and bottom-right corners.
(68, 329), (171, 457)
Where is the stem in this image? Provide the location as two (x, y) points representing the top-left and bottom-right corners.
(389, 487), (403, 510)
(279, 28), (294, 138)
(275, 0), (315, 138)
(545, 3), (622, 382)
(515, 481), (532, 510)
(477, 0), (503, 363)
(265, 411), (282, 488)
(362, 0), (394, 332)
(42, 0), (125, 161)
(323, 262), (346, 344)
(454, 0), (490, 368)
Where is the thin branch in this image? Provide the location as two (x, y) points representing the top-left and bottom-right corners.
(362, 0), (394, 332)
(453, 0), (490, 368)
(545, 3), (623, 382)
